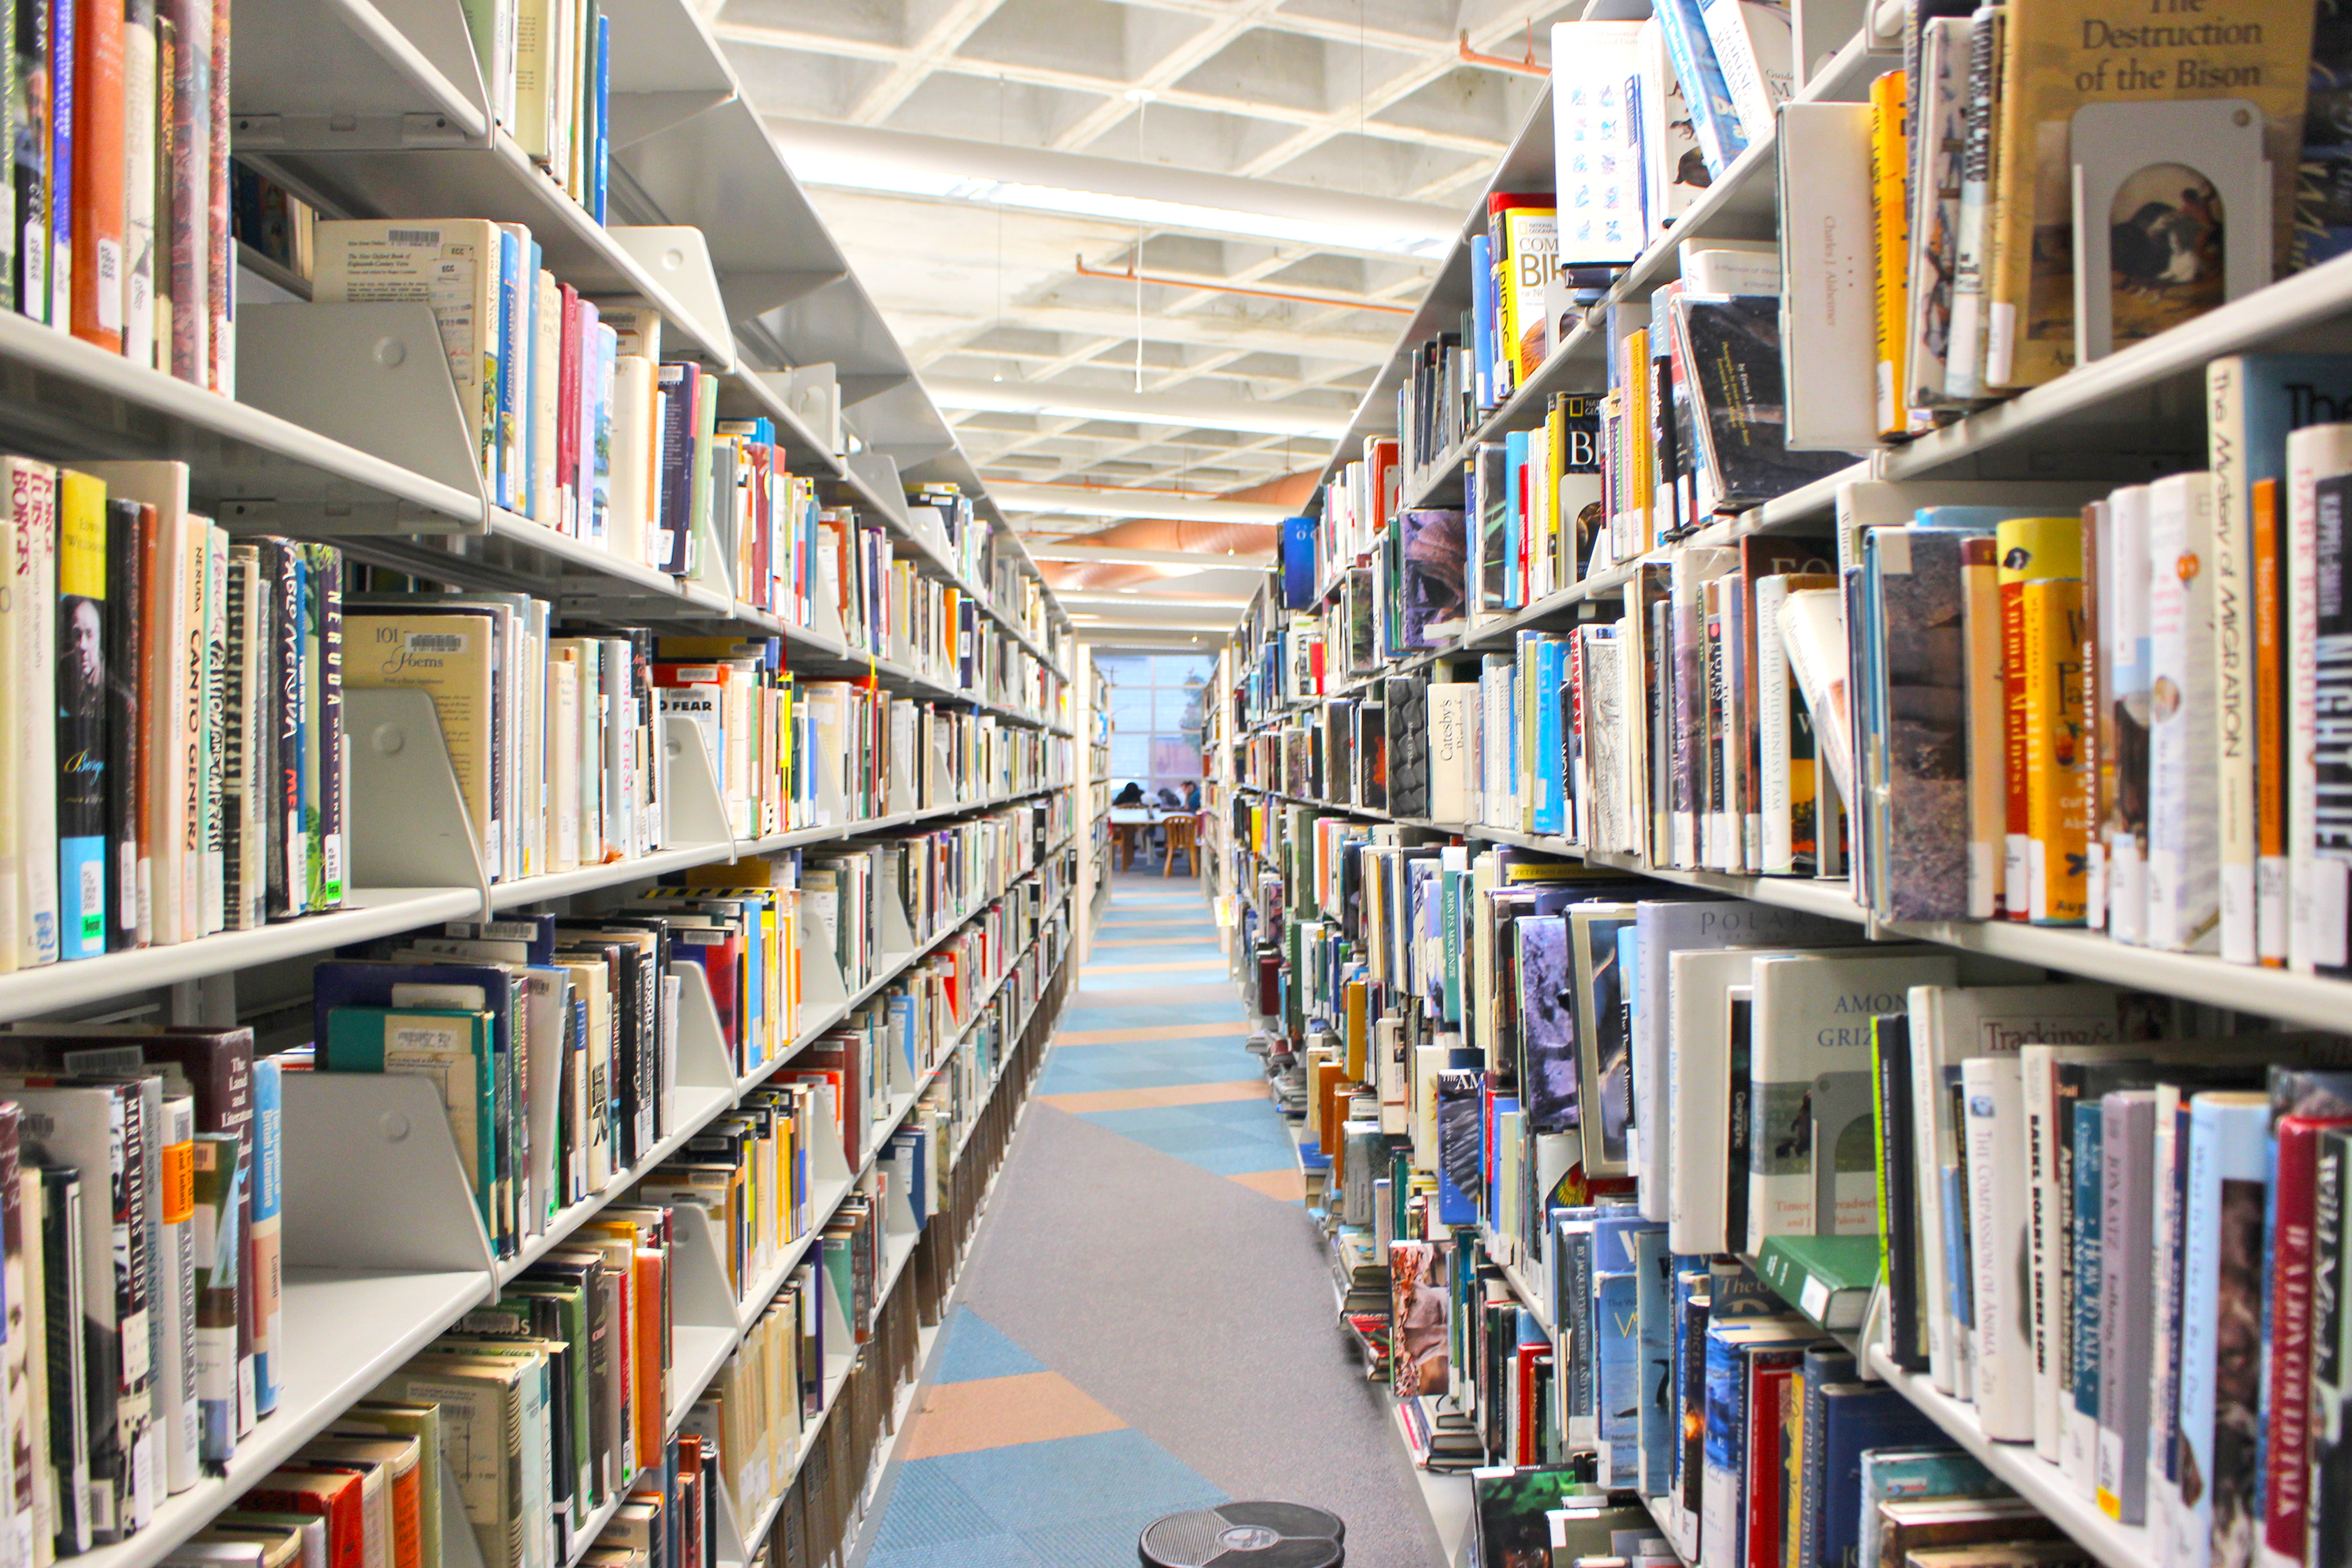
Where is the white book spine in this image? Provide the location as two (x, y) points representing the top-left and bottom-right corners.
(2145, 472), (2221, 953)
(1695, 0), (1786, 147)
(1906, 988), (1957, 1395)
(2207, 362), (2259, 963)
(10, 464), (56, 968)
(2287, 423), (2352, 970)
(1776, 103), (1879, 451)
(2105, 484), (2153, 945)
(199, 525), (228, 937)
(2021, 1047), (2066, 1463)
(1964, 1054), (2034, 1439)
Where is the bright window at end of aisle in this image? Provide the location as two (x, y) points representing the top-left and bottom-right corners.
(1096, 651), (1210, 807)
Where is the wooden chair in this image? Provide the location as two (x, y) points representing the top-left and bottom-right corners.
(1162, 813), (1201, 877)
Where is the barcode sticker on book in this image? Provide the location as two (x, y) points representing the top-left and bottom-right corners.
(406, 631), (465, 653)
(95, 239), (122, 330)
(386, 228), (442, 246)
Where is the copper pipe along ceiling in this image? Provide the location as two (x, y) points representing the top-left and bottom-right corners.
(1073, 255), (1414, 316)
(1459, 25), (1548, 75)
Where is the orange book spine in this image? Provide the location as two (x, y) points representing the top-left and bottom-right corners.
(1999, 574), (2029, 920)
(633, 1249), (662, 1467)
(2253, 476), (2289, 964)
(2022, 576), (2089, 923)
(1869, 69), (1910, 439)
(71, 0), (125, 351)
(386, 1463), (422, 1568)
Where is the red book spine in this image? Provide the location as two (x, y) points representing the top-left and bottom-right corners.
(70, 0), (123, 351)
(1745, 1359), (1799, 1568)
(556, 283), (580, 534)
(2264, 1113), (2352, 1564)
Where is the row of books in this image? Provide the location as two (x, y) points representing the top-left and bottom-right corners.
(464, 0), (614, 223)
(1230, 806), (2161, 1568)
(164, 1422), (722, 1568)
(1234, 810), (2176, 1568)
(0, 460), (350, 967)
(1250, 355), (2352, 976)
(0, 851), (1068, 1564)
(8, 0), (236, 392)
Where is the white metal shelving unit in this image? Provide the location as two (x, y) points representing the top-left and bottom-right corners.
(1222, 0), (2352, 1556)
(0, 0), (1090, 1558)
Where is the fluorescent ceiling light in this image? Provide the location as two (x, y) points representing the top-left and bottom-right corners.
(765, 121), (1459, 259)
(927, 376), (1345, 440)
(989, 483), (1294, 526)
(1055, 591), (1254, 609)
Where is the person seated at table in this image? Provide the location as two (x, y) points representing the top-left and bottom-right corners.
(1183, 781), (1202, 810)
(1113, 781), (1147, 807)
(1155, 787), (1181, 809)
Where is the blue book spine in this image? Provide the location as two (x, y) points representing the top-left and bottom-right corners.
(286, 550), (308, 918)
(2176, 1094), (2271, 1568)
(1504, 430), (1528, 607)
(1597, 1271), (1642, 1486)
(1469, 231), (1495, 411)
(1568, 1223), (1595, 1431)
(1636, 1229), (1675, 1495)
(1651, 0), (1743, 174)
(251, 1057), (284, 1413)
(590, 323), (616, 541)
(495, 229), (521, 510)
(1700, 1326), (1749, 1568)
(1534, 637), (1565, 835)
(521, 239), (542, 520)
(46, 0), (69, 327)
(2072, 1099), (2106, 1454)
(592, 14), (610, 225)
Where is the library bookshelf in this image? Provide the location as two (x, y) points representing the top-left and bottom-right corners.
(0, 0), (1081, 1560)
(1203, 1), (2352, 1560)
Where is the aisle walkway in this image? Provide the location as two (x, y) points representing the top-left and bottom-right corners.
(853, 871), (1446, 1568)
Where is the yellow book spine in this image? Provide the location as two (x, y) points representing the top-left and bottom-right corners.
(2022, 575), (2090, 924)
(1869, 69), (1910, 439)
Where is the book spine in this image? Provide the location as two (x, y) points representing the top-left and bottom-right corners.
(2067, 1100), (2104, 1498)
(163, 0), (202, 384)
(2147, 473), (2221, 953)
(1966, 1055), (2033, 1438)
(202, 0), (224, 393)
(2106, 484), (2153, 945)
(155, 1098), (192, 1496)
(2254, 477), (2290, 965)
(273, 541), (303, 920)
(1960, 534), (2004, 917)
(11, 0), (41, 322)
(2082, 502), (2106, 928)
(248, 1057), (279, 1416)
(1944, 5), (1997, 400)
(556, 283), (579, 533)
(2000, 552), (2032, 922)
(2261, 1115), (2336, 1568)
(45, 0), (67, 330)
(54, 470), (105, 960)
(493, 228), (519, 511)
(120, 0), (153, 367)
(2210, 361), (2260, 964)
(67, 0), (118, 351)
(198, 522), (223, 935)
(2317, 470), (2352, 978)
(14, 462), (58, 968)
(102, 499), (140, 950)
(1867, 69), (1909, 440)
(2096, 1093), (2155, 1524)
(2022, 574), (2089, 924)
(2024, 1049), (2067, 1462)
(314, 544), (342, 908)
(2176, 1095), (2271, 1568)
(218, 544), (248, 930)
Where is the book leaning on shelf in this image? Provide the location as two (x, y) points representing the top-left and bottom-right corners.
(1217, 782), (2352, 1567)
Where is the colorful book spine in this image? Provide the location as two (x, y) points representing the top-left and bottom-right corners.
(68, 0), (120, 351)
(2174, 1091), (2271, 1568)
(55, 469), (105, 959)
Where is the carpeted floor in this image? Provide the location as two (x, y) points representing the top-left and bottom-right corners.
(852, 868), (1446, 1568)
